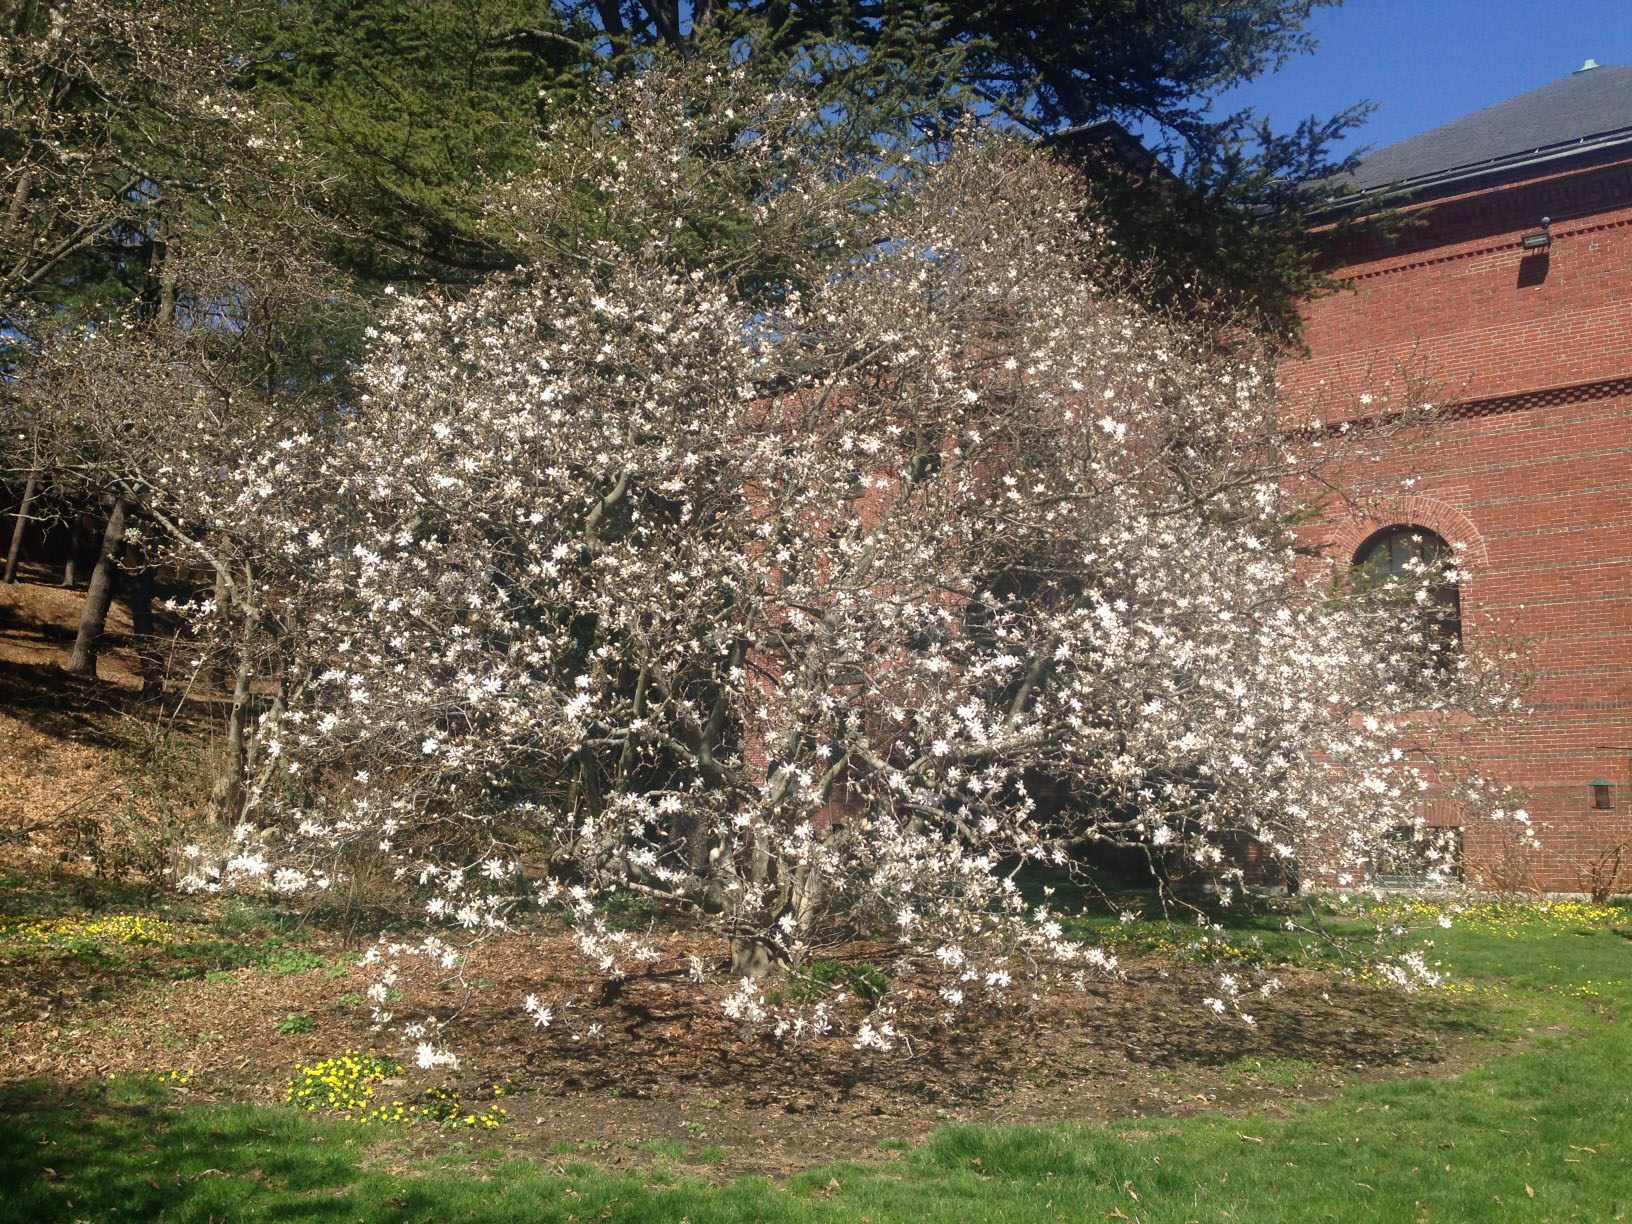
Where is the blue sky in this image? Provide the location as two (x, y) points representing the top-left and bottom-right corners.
(1216, 0), (1632, 162)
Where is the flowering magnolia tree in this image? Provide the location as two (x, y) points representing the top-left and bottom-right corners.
(170, 71), (1523, 1052)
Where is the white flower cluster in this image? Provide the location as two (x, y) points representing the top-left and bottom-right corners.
(128, 71), (1524, 1048)
(174, 825), (328, 896)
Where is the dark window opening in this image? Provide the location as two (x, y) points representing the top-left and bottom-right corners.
(1352, 525), (1463, 671)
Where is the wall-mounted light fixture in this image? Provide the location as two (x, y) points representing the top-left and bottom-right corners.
(1521, 218), (1553, 250)
(1591, 779), (1614, 809)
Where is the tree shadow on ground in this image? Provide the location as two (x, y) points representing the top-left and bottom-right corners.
(0, 581), (218, 748)
(0, 870), (166, 921)
(0, 1079), (372, 1224)
(0, 653), (149, 750)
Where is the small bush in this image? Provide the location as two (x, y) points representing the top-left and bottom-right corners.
(786, 958), (889, 1004)
(261, 947), (335, 975)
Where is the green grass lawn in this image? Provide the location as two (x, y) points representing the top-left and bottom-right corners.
(3, 910), (1629, 1223)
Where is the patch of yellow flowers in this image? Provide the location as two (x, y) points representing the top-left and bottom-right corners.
(286, 1051), (509, 1130)
(1363, 898), (1623, 936)
(0, 914), (182, 947)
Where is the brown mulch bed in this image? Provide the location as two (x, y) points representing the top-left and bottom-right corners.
(1, 915), (1488, 1179)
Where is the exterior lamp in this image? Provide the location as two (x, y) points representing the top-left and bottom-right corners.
(1591, 779), (1613, 810)
(1521, 219), (1552, 250)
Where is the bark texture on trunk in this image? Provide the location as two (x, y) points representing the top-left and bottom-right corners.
(122, 547), (164, 701)
(728, 936), (775, 980)
(3, 467), (37, 583)
(65, 496), (128, 677)
(209, 559), (232, 688)
(209, 569), (260, 824)
(209, 645), (254, 823)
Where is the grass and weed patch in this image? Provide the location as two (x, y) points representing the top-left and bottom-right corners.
(783, 959), (890, 1005)
(2, 903), (1628, 1222)
(0, 905), (347, 983)
(1218, 1055), (1330, 1089)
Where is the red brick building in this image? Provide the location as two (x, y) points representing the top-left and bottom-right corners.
(1281, 63), (1632, 892)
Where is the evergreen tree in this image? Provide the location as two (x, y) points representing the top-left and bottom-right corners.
(232, 1), (1366, 335)
(545, 0), (1368, 342)
(238, 0), (587, 285)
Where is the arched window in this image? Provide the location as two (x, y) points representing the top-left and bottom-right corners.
(1353, 524), (1462, 653)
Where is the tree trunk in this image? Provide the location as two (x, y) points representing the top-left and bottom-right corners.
(65, 496), (128, 678)
(209, 569), (260, 824)
(242, 657), (292, 818)
(122, 545), (164, 701)
(61, 507), (89, 586)
(209, 644), (254, 823)
(3, 467), (37, 583)
(728, 936), (775, 980)
(209, 557), (232, 688)
(790, 862), (823, 936)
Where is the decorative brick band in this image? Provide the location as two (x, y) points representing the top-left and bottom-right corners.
(1341, 214), (1632, 282)
(1443, 376), (1632, 422)
(1294, 375), (1632, 435)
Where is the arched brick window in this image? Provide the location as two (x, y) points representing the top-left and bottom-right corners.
(1353, 524), (1463, 653)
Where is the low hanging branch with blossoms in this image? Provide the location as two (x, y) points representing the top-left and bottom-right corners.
(168, 66), (1526, 1057)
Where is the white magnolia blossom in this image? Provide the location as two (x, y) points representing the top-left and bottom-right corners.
(140, 72), (1523, 1046)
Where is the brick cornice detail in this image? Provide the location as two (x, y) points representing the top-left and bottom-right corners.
(1340, 213), (1632, 283)
(1321, 156), (1632, 271)
(1444, 376), (1632, 422)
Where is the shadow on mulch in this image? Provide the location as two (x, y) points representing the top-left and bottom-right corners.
(368, 932), (1480, 1130)
(0, 659), (224, 764)
(0, 655), (153, 749)
(0, 871), (168, 921)
(0, 576), (220, 746)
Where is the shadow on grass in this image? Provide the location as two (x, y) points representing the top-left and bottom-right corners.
(0, 1079), (772, 1224)
(0, 1079), (371, 1223)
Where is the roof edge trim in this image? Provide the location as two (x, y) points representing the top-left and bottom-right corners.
(1319, 126), (1632, 216)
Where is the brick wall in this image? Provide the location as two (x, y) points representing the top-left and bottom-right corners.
(1286, 153), (1632, 892)
(1283, 152), (1632, 412)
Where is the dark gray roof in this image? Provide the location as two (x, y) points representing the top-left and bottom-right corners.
(1340, 63), (1632, 196)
